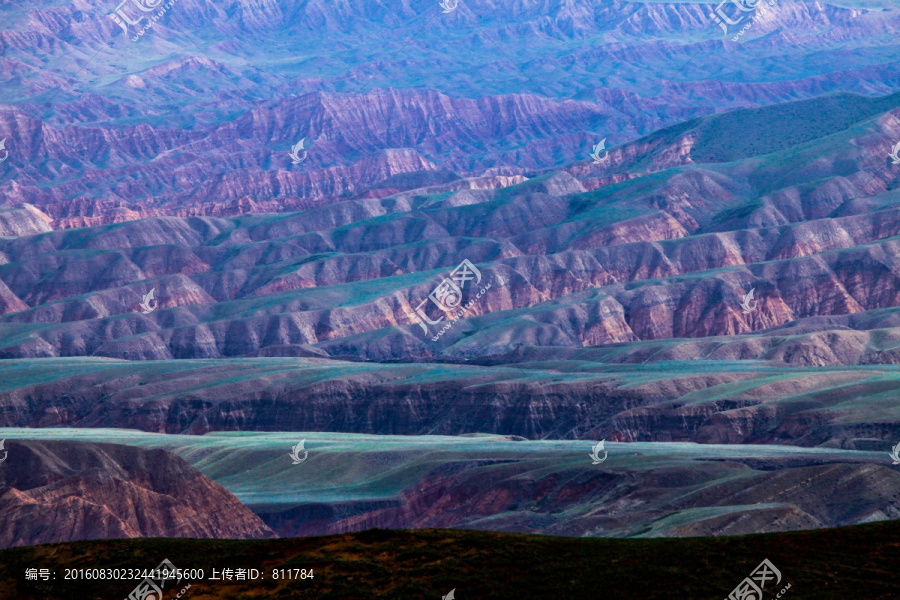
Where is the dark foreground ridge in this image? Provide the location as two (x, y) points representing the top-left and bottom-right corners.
(1, 523), (898, 599)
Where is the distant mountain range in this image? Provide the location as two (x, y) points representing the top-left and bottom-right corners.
(0, 0), (898, 221)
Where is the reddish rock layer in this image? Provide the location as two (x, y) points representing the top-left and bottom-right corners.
(0, 440), (275, 549)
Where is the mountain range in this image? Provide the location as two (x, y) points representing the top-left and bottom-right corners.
(1, 0), (898, 223)
(0, 91), (899, 367)
(2, 0), (900, 581)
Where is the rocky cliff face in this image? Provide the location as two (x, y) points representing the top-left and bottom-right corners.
(0, 439), (275, 548)
(1, 357), (899, 448)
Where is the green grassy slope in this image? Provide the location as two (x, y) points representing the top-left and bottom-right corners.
(2, 427), (895, 538)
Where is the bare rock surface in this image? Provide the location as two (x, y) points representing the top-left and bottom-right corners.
(0, 439), (276, 549)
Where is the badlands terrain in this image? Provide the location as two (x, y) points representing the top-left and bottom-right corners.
(1, 93), (900, 366)
(0, 0), (897, 221)
(0, 3), (899, 596)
